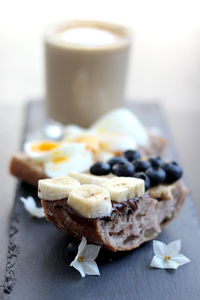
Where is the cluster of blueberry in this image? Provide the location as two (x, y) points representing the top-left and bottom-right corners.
(90, 150), (183, 190)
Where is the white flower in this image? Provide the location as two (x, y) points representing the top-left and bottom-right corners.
(150, 239), (190, 269)
(70, 236), (101, 277)
(20, 196), (45, 218)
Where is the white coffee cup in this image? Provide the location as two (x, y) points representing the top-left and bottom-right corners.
(44, 20), (132, 127)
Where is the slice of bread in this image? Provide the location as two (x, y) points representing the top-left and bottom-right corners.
(41, 180), (187, 252)
(9, 153), (47, 186)
(9, 134), (167, 186)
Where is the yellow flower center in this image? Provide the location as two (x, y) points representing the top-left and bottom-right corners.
(164, 255), (171, 262)
(78, 255), (84, 262)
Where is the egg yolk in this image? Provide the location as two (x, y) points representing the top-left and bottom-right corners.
(31, 141), (60, 152)
(52, 157), (68, 164)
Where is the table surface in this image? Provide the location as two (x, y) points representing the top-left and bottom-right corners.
(0, 101), (199, 299)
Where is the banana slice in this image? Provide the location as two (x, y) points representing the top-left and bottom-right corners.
(38, 176), (80, 200)
(68, 184), (112, 218)
(69, 172), (108, 185)
(102, 177), (144, 203)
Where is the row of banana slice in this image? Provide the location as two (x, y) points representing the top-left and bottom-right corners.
(38, 173), (145, 219)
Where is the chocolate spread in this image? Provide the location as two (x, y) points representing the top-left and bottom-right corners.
(44, 193), (150, 225)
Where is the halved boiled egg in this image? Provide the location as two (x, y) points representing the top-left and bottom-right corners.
(44, 149), (93, 178)
(90, 108), (149, 146)
(24, 140), (93, 177)
(24, 141), (62, 162)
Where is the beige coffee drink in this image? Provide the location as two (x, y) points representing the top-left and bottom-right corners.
(45, 20), (131, 126)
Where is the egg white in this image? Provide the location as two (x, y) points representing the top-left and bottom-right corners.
(64, 125), (85, 140)
(24, 141), (85, 163)
(98, 133), (137, 152)
(95, 151), (113, 162)
(44, 149), (93, 178)
(91, 108), (149, 146)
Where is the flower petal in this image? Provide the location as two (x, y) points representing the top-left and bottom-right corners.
(167, 239), (181, 256)
(70, 260), (85, 277)
(20, 196), (45, 218)
(82, 244), (101, 260)
(171, 254), (191, 267)
(150, 255), (165, 269)
(82, 260), (100, 276)
(150, 255), (180, 269)
(77, 236), (87, 255)
(150, 240), (190, 270)
(164, 259), (180, 269)
(153, 240), (167, 257)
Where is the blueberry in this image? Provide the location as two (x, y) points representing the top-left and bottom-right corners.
(133, 160), (151, 172)
(148, 156), (163, 168)
(112, 162), (135, 177)
(67, 241), (79, 260)
(108, 156), (128, 167)
(162, 161), (183, 183)
(133, 172), (151, 191)
(123, 150), (141, 162)
(90, 162), (111, 176)
(146, 167), (166, 186)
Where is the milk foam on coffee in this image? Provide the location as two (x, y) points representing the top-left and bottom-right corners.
(60, 27), (117, 47)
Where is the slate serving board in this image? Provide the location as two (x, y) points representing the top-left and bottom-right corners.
(3, 101), (200, 300)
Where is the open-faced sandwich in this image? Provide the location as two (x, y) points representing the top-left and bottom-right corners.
(9, 107), (187, 253)
(9, 108), (166, 186)
(38, 154), (187, 252)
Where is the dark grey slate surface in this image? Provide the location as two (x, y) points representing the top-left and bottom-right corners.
(3, 101), (200, 300)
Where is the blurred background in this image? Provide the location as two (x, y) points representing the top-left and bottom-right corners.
(1, 0), (200, 113)
(0, 0), (200, 292)
(1, 0), (199, 197)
